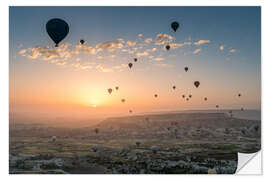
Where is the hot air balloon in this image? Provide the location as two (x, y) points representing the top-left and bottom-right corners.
(92, 145), (98, 152)
(108, 88), (113, 94)
(216, 105), (219, 108)
(46, 18), (69, 47)
(51, 136), (56, 142)
(154, 94), (158, 98)
(189, 94), (192, 98)
(182, 95), (185, 98)
(151, 146), (158, 154)
(121, 99), (125, 103)
(173, 86), (176, 90)
(115, 86), (119, 90)
(95, 128), (99, 134)
(186, 98), (189, 101)
(238, 93), (241, 97)
(204, 97), (208, 101)
(135, 141), (141, 147)
(194, 81), (200, 88)
(165, 45), (170, 50)
(80, 39), (85, 45)
(129, 110), (132, 113)
(128, 63), (133, 69)
(171, 21), (179, 32)
(134, 58), (138, 62)
(184, 67), (189, 72)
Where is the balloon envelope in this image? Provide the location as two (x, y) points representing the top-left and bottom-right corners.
(165, 45), (170, 50)
(171, 21), (179, 32)
(194, 81), (200, 88)
(46, 18), (69, 47)
(80, 39), (85, 44)
(108, 88), (113, 94)
(128, 63), (133, 68)
(184, 67), (189, 72)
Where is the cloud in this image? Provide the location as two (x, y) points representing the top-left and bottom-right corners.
(144, 38), (152, 44)
(169, 43), (185, 49)
(193, 48), (201, 54)
(153, 57), (165, 61)
(96, 38), (124, 52)
(96, 64), (113, 72)
(71, 63), (93, 70)
(154, 63), (172, 68)
(184, 41), (192, 45)
(19, 43), (78, 61)
(220, 45), (225, 51)
(127, 41), (136, 46)
(81, 45), (96, 54)
(151, 48), (157, 52)
(230, 49), (238, 53)
(18, 49), (27, 56)
(155, 33), (174, 45)
(136, 51), (149, 57)
(55, 60), (66, 66)
(194, 40), (210, 46)
(113, 64), (128, 72)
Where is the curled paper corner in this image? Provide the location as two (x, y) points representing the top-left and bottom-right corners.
(236, 151), (262, 175)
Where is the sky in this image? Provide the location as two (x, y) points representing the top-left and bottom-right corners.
(9, 7), (261, 120)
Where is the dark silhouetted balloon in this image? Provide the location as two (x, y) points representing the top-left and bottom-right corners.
(184, 67), (189, 72)
(182, 95), (185, 98)
(194, 81), (200, 88)
(128, 63), (133, 69)
(204, 97), (207, 101)
(134, 58), (137, 62)
(136, 141), (141, 147)
(186, 98), (189, 101)
(129, 110), (132, 113)
(173, 86), (176, 90)
(108, 88), (112, 94)
(154, 94), (158, 98)
(92, 146), (98, 152)
(121, 99), (125, 103)
(166, 45), (170, 50)
(46, 18), (69, 47)
(95, 128), (99, 134)
(171, 21), (179, 32)
(115, 86), (119, 90)
(189, 94), (192, 98)
(80, 39), (85, 44)
(238, 93), (241, 97)
(216, 105), (219, 108)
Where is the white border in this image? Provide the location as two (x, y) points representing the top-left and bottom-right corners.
(2, 0), (269, 179)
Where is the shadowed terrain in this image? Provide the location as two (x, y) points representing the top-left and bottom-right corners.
(9, 111), (261, 174)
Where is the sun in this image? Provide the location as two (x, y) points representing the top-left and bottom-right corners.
(91, 104), (97, 108)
